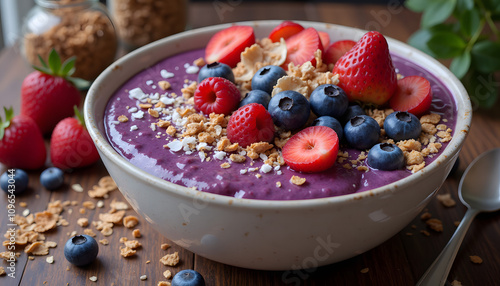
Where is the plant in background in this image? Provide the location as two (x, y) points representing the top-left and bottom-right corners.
(405, 0), (500, 108)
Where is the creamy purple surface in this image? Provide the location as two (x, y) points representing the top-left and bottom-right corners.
(104, 48), (457, 200)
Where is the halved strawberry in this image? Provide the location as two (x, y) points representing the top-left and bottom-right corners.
(282, 28), (323, 68)
(205, 25), (256, 68)
(269, 21), (305, 42)
(282, 126), (339, 173)
(318, 31), (330, 50)
(390, 76), (433, 116)
(324, 40), (356, 66)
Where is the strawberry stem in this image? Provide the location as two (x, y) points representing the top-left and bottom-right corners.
(0, 107), (14, 140)
(73, 106), (86, 129)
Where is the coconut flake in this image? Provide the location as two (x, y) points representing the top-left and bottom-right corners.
(160, 69), (174, 78)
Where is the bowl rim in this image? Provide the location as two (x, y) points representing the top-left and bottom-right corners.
(84, 20), (472, 210)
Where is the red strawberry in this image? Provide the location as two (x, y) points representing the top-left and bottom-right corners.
(227, 103), (275, 148)
(21, 49), (84, 134)
(282, 126), (339, 173)
(194, 77), (241, 116)
(0, 107), (46, 169)
(324, 40), (356, 66)
(50, 107), (99, 169)
(282, 28), (323, 68)
(268, 21), (305, 42)
(318, 31), (331, 50)
(332, 31), (397, 105)
(390, 76), (433, 116)
(205, 25), (256, 68)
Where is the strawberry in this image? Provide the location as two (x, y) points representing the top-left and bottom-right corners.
(268, 21), (304, 42)
(390, 76), (433, 116)
(332, 31), (397, 106)
(227, 103), (275, 148)
(50, 107), (99, 170)
(324, 40), (356, 66)
(282, 27), (323, 68)
(0, 107), (46, 169)
(282, 126), (339, 173)
(318, 31), (331, 50)
(205, 25), (256, 68)
(21, 49), (85, 134)
(194, 77), (241, 116)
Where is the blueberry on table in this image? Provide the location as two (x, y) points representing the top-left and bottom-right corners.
(312, 116), (343, 141)
(64, 234), (99, 266)
(309, 84), (348, 118)
(40, 167), (64, 190)
(251, 65), (287, 94)
(172, 269), (206, 286)
(239, 90), (271, 109)
(198, 62), (235, 83)
(367, 143), (405, 170)
(344, 115), (380, 150)
(340, 103), (365, 126)
(383, 111), (421, 142)
(268, 90), (310, 131)
(1, 169), (29, 194)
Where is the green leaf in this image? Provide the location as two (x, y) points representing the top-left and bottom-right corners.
(67, 77), (92, 91)
(405, 0), (435, 12)
(408, 29), (437, 57)
(455, 0), (474, 14)
(450, 51), (471, 78)
(48, 49), (62, 76)
(0, 107), (14, 140)
(61, 56), (76, 77)
(459, 8), (481, 37)
(427, 31), (467, 58)
(483, 0), (500, 12)
(462, 69), (499, 108)
(471, 41), (500, 73)
(37, 54), (49, 69)
(73, 106), (86, 128)
(421, 0), (457, 28)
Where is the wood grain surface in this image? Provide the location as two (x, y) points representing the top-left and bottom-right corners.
(1, 2), (500, 285)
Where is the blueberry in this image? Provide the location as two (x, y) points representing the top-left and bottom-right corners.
(367, 143), (405, 170)
(1, 169), (29, 195)
(344, 115), (380, 150)
(198, 62), (235, 83)
(172, 269), (206, 286)
(268, 90), (310, 131)
(251, 65), (287, 94)
(383, 111), (422, 142)
(312, 116), (343, 141)
(239, 90), (271, 109)
(40, 167), (64, 190)
(309, 84), (348, 118)
(64, 234), (99, 266)
(340, 103), (365, 126)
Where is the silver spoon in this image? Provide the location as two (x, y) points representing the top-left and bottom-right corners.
(416, 148), (500, 286)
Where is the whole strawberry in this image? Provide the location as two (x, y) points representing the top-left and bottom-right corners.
(50, 107), (99, 169)
(332, 31), (397, 106)
(21, 49), (85, 134)
(0, 107), (47, 169)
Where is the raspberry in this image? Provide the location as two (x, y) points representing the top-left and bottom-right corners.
(227, 103), (275, 148)
(194, 77), (241, 116)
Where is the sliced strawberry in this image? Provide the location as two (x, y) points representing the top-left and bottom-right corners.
(194, 77), (241, 116)
(324, 40), (356, 66)
(390, 76), (433, 116)
(282, 28), (323, 68)
(205, 25), (256, 68)
(227, 103), (275, 148)
(333, 31), (397, 105)
(318, 31), (330, 50)
(282, 126), (339, 173)
(269, 21), (305, 43)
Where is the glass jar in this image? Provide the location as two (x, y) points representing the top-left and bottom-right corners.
(109, 0), (188, 50)
(21, 0), (118, 81)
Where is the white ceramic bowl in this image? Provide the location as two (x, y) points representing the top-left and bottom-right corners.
(84, 20), (472, 270)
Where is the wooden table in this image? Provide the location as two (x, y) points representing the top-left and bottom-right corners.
(2, 2), (500, 285)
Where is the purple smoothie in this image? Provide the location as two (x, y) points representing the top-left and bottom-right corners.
(104, 48), (457, 200)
